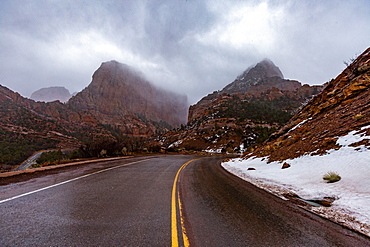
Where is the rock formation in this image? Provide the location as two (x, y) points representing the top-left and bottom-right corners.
(30, 86), (72, 103)
(68, 60), (188, 136)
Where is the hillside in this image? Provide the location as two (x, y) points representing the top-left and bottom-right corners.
(160, 60), (323, 152)
(222, 47), (370, 236)
(0, 85), (109, 171)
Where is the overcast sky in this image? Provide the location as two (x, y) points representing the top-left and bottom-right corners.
(1, 0), (369, 104)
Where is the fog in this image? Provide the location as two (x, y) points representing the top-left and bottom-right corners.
(0, 0), (369, 104)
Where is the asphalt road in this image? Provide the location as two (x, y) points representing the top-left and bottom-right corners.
(14, 152), (42, 171)
(1, 155), (369, 246)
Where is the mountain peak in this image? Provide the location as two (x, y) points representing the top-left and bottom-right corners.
(221, 59), (297, 94)
(238, 59), (284, 81)
(94, 60), (145, 87)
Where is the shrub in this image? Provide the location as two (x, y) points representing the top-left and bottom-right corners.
(353, 114), (364, 120)
(323, 172), (341, 183)
(36, 150), (64, 165)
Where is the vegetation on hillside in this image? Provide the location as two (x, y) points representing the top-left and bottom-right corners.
(0, 128), (58, 171)
(211, 96), (294, 124)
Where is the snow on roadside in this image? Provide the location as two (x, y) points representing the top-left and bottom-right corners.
(222, 125), (370, 236)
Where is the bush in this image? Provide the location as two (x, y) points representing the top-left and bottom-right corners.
(36, 150), (64, 165)
(323, 172), (341, 183)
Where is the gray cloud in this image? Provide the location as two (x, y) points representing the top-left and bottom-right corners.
(0, 0), (369, 104)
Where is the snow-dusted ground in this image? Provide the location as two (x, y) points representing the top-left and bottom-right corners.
(222, 125), (370, 236)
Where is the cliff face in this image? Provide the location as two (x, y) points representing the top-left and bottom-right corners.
(161, 60), (324, 152)
(68, 61), (188, 136)
(30, 86), (72, 103)
(249, 47), (370, 161)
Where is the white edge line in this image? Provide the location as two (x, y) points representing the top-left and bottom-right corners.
(0, 159), (150, 204)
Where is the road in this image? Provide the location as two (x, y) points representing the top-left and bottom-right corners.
(14, 152), (42, 171)
(1, 155), (369, 246)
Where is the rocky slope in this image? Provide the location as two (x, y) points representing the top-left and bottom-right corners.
(68, 61), (188, 136)
(247, 47), (370, 161)
(30, 86), (72, 103)
(160, 60), (323, 152)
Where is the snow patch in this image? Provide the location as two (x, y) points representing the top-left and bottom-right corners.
(205, 148), (223, 154)
(222, 126), (370, 236)
(168, 140), (183, 148)
(289, 117), (312, 132)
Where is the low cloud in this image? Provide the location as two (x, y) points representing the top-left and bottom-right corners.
(0, 0), (369, 104)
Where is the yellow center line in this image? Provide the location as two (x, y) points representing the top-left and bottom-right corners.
(178, 190), (190, 247)
(171, 158), (202, 247)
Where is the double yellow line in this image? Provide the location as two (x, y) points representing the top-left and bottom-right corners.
(171, 158), (201, 247)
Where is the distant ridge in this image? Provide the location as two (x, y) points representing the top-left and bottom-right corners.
(30, 86), (72, 103)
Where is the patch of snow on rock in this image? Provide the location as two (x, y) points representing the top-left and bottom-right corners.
(168, 140), (183, 148)
(205, 148), (223, 154)
(289, 117), (312, 132)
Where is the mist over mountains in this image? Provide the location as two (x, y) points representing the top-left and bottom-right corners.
(1, 48), (369, 173)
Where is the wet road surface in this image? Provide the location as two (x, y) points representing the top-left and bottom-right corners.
(1, 155), (369, 246)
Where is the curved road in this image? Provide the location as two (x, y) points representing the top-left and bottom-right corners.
(0, 155), (369, 246)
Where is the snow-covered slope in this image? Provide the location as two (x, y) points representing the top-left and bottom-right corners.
(222, 125), (370, 235)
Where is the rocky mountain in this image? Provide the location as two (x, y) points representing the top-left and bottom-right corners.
(247, 47), (370, 161)
(160, 59), (324, 153)
(68, 60), (188, 136)
(30, 86), (72, 103)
